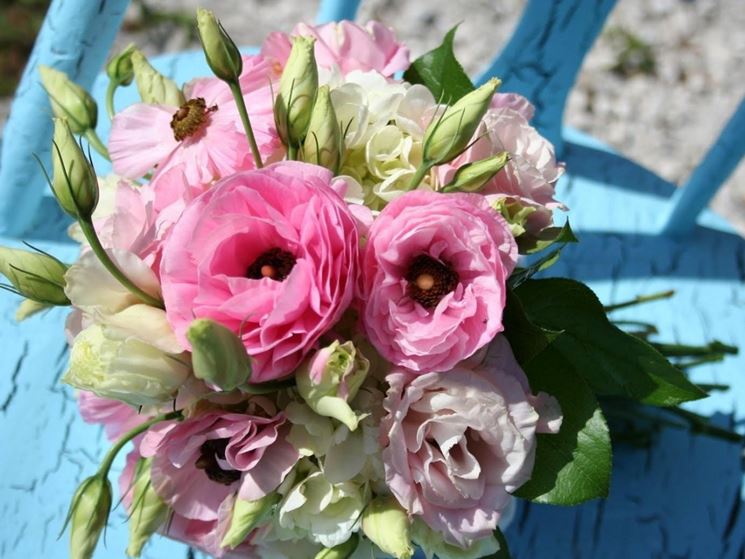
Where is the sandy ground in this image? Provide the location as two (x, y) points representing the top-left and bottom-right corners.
(3, 0), (744, 232)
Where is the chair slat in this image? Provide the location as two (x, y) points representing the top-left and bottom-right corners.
(661, 95), (745, 235)
(316, 0), (362, 24)
(475, 0), (617, 155)
(0, 0), (130, 238)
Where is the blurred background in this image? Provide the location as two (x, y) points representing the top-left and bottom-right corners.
(1, 0), (743, 231)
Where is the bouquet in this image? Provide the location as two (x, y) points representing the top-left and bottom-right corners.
(0, 9), (734, 559)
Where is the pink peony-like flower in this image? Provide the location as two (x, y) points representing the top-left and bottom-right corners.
(361, 190), (517, 372)
(381, 335), (562, 547)
(110, 55), (281, 186)
(261, 20), (409, 77)
(159, 161), (360, 381)
(140, 399), (299, 523)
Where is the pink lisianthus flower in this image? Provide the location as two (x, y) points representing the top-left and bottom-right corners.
(381, 335), (562, 547)
(261, 20), (409, 77)
(361, 190), (517, 372)
(159, 161), (360, 381)
(109, 55), (281, 186)
(140, 399), (299, 523)
(77, 391), (148, 440)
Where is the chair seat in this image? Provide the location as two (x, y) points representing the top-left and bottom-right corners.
(2, 49), (744, 559)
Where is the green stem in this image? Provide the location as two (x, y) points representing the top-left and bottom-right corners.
(105, 79), (118, 120)
(407, 162), (433, 191)
(603, 290), (675, 312)
(652, 340), (738, 357)
(78, 219), (164, 309)
(287, 144), (298, 161)
(98, 410), (183, 476)
(84, 129), (110, 160)
(228, 80), (263, 168)
(675, 354), (727, 369)
(664, 406), (742, 442)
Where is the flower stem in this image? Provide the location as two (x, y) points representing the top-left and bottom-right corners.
(98, 410), (183, 477)
(604, 290), (675, 312)
(84, 128), (110, 161)
(228, 80), (263, 168)
(78, 219), (164, 309)
(407, 162), (433, 191)
(287, 144), (298, 161)
(651, 340), (738, 357)
(105, 80), (118, 120)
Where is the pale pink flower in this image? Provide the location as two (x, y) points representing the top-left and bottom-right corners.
(109, 55), (281, 186)
(159, 161), (360, 381)
(381, 336), (562, 547)
(361, 190), (517, 372)
(140, 399), (299, 522)
(261, 21), (409, 77)
(77, 391), (147, 440)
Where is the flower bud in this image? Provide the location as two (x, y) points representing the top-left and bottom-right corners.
(131, 49), (185, 107)
(274, 36), (318, 146)
(314, 534), (360, 559)
(39, 65), (98, 133)
(0, 246), (69, 305)
(492, 198), (538, 238)
(64, 475), (112, 559)
(196, 8), (243, 83)
(296, 341), (369, 431)
(361, 496), (413, 559)
(187, 318), (252, 391)
(15, 299), (51, 321)
(442, 152), (509, 193)
(221, 493), (279, 550)
(50, 118), (99, 219)
(423, 78), (501, 165)
(107, 43), (136, 86)
(303, 85), (342, 172)
(127, 458), (169, 558)
(410, 519), (499, 559)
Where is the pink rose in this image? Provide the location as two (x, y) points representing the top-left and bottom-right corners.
(361, 190), (517, 372)
(159, 161), (360, 381)
(381, 336), (562, 547)
(140, 399), (299, 522)
(261, 21), (409, 77)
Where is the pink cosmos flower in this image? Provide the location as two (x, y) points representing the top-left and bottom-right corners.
(361, 190), (517, 372)
(261, 21), (410, 77)
(109, 55), (281, 186)
(159, 161), (360, 381)
(77, 391), (147, 440)
(381, 336), (562, 547)
(140, 399), (299, 522)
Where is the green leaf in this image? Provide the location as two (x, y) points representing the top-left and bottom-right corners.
(508, 247), (563, 290)
(403, 26), (474, 103)
(515, 278), (707, 406)
(514, 346), (612, 504)
(490, 528), (512, 559)
(519, 220), (578, 254)
(502, 289), (562, 365)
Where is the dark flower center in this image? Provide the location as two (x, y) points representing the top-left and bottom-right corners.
(170, 97), (217, 141)
(195, 438), (241, 486)
(246, 247), (297, 281)
(405, 254), (459, 309)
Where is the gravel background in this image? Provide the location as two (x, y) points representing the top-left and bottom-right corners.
(3, 0), (744, 231)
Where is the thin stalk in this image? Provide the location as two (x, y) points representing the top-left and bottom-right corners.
(675, 354), (727, 369)
(84, 129), (110, 160)
(407, 162), (433, 191)
(78, 219), (164, 309)
(105, 80), (118, 120)
(228, 80), (263, 168)
(287, 144), (298, 161)
(98, 410), (182, 476)
(604, 289), (675, 312)
(652, 340), (738, 357)
(664, 406), (742, 443)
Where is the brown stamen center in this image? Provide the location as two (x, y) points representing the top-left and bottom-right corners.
(405, 254), (459, 309)
(247, 247), (296, 281)
(195, 438), (241, 486)
(170, 97), (218, 141)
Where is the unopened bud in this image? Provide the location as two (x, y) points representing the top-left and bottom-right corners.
(196, 8), (243, 82)
(314, 534), (360, 559)
(187, 318), (252, 391)
(442, 151), (509, 193)
(126, 458), (169, 557)
(50, 118), (99, 219)
(39, 65), (98, 133)
(274, 36), (318, 146)
(131, 49), (185, 107)
(220, 493), (279, 550)
(0, 246), (69, 305)
(16, 298), (51, 321)
(303, 85), (341, 172)
(423, 78), (500, 165)
(107, 43), (136, 86)
(361, 496), (413, 559)
(64, 475), (112, 559)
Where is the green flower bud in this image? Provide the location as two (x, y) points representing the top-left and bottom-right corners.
(15, 298), (51, 321)
(50, 118), (99, 219)
(106, 43), (136, 86)
(39, 65), (98, 134)
(274, 36), (318, 147)
(220, 493), (279, 550)
(423, 78), (501, 165)
(0, 246), (69, 305)
(131, 49), (185, 107)
(442, 152), (509, 193)
(361, 496), (413, 559)
(196, 8), (243, 83)
(187, 318), (252, 391)
(126, 458), (169, 558)
(64, 475), (112, 559)
(302, 85), (342, 172)
(314, 534), (360, 559)
(411, 519), (499, 559)
(296, 340), (369, 431)
(492, 197), (538, 238)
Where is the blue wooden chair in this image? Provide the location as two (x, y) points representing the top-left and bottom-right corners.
(1, 1), (744, 557)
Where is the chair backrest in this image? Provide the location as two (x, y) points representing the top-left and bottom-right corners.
(0, 0), (742, 239)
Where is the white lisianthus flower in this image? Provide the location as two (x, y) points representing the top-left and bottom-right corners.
(63, 323), (189, 407)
